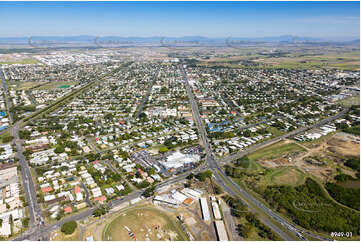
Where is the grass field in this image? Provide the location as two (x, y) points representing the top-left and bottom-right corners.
(0, 58), (39, 65)
(103, 206), (188, 241)
(200, 51), (360, 71)
(9, 81), (47, 91)
(35, 81), (78, 90)
(248, 141), (306, 162)
(264, 167), (307, 186)
(256, 52), (360, 71)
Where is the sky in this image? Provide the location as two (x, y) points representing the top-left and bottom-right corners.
(0, 1), (360, 38)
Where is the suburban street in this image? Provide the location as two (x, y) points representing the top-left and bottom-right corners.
(221, 108), (349, 164)
(135, 68), (159, 119)
(4, 64), (351, 242)
(0, 69), (13, 123)
(13, 163), (206, 241)
(9, 66), (346, 241)
(180, 63), (336, 241)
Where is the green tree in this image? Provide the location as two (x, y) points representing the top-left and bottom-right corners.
(143, 186), (156, 197)
(61, 221), (77, 235)
(159, 146), (169, 154)
(54, 144), (65, 154)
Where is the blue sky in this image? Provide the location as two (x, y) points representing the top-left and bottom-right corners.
(1, 1), (359, 38)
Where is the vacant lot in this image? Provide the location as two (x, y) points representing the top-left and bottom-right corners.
(103, 206), (187, 241)
(267, 167), (306, 186)
(248, 140), (306, 163)
(327, 133), (360, 157)
(339, 95), (360, 107)
(9, 81), (47, 91)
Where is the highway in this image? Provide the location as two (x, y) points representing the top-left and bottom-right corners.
(10, 64), (346, 241)
(12, 122), (46, 238)
(180, 63), (338, 241)
(179, 64), (297, 241)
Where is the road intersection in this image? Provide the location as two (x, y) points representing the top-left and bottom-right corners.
(8, 65), (346, 241)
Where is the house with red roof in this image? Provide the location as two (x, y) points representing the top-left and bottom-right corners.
(74, 186), (81, 194)
(94, 195), (106, 203)
(41, 187), (53, 193)
(64, 206), (72, 214)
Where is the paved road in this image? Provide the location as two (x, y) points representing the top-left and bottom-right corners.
(80, 182), (93, 208)
(13, 164), (206, 241)
(85, 136), (100, 153)
(25, 89), (37, 105)
(12, 122), (45, 234)
(0, 69), (13, 123)
(12, 65), (345, 241)
(180, 63), (339, 241)
(180, 64), (293, 240)
(220, 108), (349, 164)
(104, 160), (137, 191)
(135, 69), (159, 119)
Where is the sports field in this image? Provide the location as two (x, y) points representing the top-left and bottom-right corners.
(102, 206), (188, 241)
(35, 81), (78, 90)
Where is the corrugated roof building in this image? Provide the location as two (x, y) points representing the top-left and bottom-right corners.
(214, 220), (228, 241)
(200, 197), (210, 221)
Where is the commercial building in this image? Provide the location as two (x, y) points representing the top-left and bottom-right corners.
(211, 201), (222, 220)
(200, 197), (210, 221)
(214, 220), (228, 241)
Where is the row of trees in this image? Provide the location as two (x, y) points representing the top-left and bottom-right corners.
(223, 195), (280, 240)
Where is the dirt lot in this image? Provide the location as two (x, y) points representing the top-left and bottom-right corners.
(257, 132), (359, 182)
(273, 167), (306, 186)
(327, 132), (360, 157)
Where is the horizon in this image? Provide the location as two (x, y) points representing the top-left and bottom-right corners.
(1, 1), (360, 39)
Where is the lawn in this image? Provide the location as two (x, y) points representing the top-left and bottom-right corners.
(102, 206), (188, 241)
(247, 141), (306, 162)
(0, 58), (39, 65)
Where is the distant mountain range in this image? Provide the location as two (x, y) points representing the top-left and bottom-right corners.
(0, 35), (358, 45)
